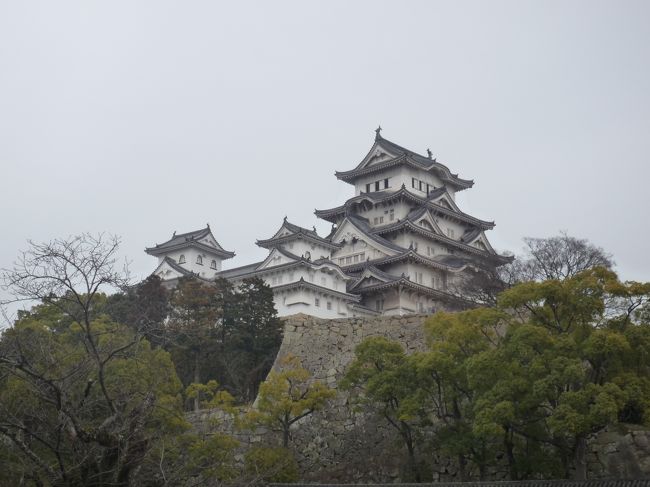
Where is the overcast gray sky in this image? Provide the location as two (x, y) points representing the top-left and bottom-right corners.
(1, 1), (649, 317)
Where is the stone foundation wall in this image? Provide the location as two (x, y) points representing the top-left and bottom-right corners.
(191, 313), (650, 482)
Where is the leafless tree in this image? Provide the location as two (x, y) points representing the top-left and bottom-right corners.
(516, 232), (614, 282)
(453, 233), (614, 307)
(0, 234), (179, 486)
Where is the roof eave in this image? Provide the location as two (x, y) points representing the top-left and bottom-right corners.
(145, 242), (235, 259)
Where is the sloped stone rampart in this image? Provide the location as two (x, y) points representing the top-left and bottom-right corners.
(189, 313), (650, 482)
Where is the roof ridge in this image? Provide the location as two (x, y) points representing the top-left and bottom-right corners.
(171, 226), (210, 239)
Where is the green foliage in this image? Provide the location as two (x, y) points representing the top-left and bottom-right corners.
(0, 300), (186, 486)
(166, 276), (282, 408)
(342, 337), (426, 481)
(244, 446), (299, 483)
(185, 380), (236, 411)
(221, 278), (284, 402)
(243, 354), (335, 448)
(344, 267), (650, 481)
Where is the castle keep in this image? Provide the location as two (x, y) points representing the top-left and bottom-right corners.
(146, 129), (511, 318)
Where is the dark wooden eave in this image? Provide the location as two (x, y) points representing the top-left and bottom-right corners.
(334, 134), (474, 191)
(315, 186), (495, 230)
(273, 277), (361, 302)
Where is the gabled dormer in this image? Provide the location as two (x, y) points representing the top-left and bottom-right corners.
(256, 217), (341, 258)
(335, 128), (474, 198)
(145, 225), (234, 279)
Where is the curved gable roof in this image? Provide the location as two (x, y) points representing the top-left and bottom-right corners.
(335, 132), (474, 190)
(256, 217), (341, 250)
(146, 225), (235, 259)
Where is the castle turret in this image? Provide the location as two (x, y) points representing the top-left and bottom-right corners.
(145, 225), (234, 282)
(316, 129), (512, 315)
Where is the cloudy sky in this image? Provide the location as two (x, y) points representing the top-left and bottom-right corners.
(1, 1), (649, 317)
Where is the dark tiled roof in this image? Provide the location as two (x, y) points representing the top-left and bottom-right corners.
(145, 225), (235, 259)
(373, 219), (512, 263)
(342, 250), (470, 273)
(344, 214), (406, 253)
(348, 265), (401, 289)
(315, 187), (495, 230)
(349, 273), (465, 302)
(273, 277), (360, 302)
(257, 218), (341, 250)
(157, 256), (192, 277)
(461, 228), (483, 243)
(153, 256), (213, 283)
(335, 134), (474, 190)
(219, 249), (351, 282)
(217, 262), (263, 279)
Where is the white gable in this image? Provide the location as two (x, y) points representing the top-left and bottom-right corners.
(256, 247), (299, 270)
(430, 190), (461, 213)
(357, 140), (402, 170)
(469, 232), (496, 253)
(272, 225), (294, 239)
(153, 260), (188, 281)
(415, 210), (443, 234)
(330, 219), (400, 258)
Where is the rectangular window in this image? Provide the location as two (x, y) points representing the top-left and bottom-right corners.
(327, 301), (332, 310)
(375, 181), (380, 191)
(339, 258), (344, 265)
(426, 184), (430, 195)
(412, 178), (416, 188)
(353, 254), (359, 263)
(278, 275), (283, 284)
(389, 209), (394, 221)
(360, 252), (365, 261)
(366, 183), (371, 193)
(346, 256), (352, 264)
(321, 277), (326, 286)
(419, 181), (423, 191)
(379, 216), (384, 224)
(375, 299), (384, 311)
(315, 298), (320, 307)
(373, 217), (379, 225)
(384, 178), (389, 189)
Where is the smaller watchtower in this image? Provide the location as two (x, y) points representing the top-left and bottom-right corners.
(145, 225), (235, 282)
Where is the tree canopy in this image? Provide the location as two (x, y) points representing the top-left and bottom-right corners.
(344, 267), (650, 481)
